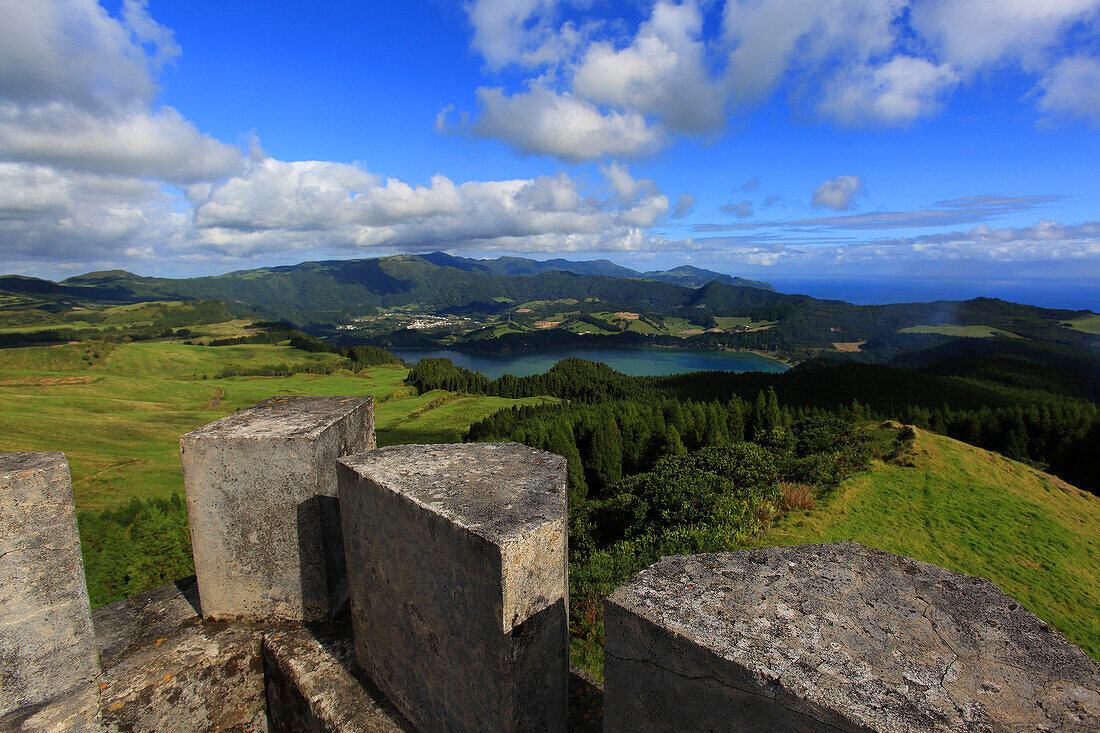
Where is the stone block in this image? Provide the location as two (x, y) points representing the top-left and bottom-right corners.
(0, 452), (99, 721)
(604, 542), (1100, 732)
(180, 396), (374, 621)
(338, 442), (568, 732)
(93, 577), (267, 733)
(262, 624), (413, 733)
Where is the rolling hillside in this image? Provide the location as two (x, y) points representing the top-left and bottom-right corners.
(2, 255), (1094, 362)
(763, 428), (1100, 659)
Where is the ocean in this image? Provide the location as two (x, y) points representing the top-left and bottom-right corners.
(764, 278), (1098, 311)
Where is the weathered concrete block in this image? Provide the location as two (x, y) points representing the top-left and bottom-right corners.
(3, 683), (103, 733)
(0, 452), (99, 721)
(181, 396), (374, 621)
(262, 624), (413, 733)
(338, 442), (568, 732)
(93, 578), (267, 732)
(605, 542), (1100, 733)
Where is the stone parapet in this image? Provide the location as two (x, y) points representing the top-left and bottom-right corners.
(338, 442), (569, 732)
(180, 396), (374, 621)
(262, 623), (412, 732)
(604, 542), (1100, 732)
(0, 452), (100, 724)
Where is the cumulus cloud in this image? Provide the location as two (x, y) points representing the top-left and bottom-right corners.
(465, 0), (582, 69)
(573, 1), (727, 134)
(819, 57), (960, 126)
(910, 0), (1100, 71)
(0, 162), (181, 264)
(0, 0), (239, 183)
(1035, 56), (1100, 124)
(0, 2), (679, 272)
(812, 175), (865, 211)
(182, 154), (669, 258)
(459, 0), (1100, 158)
(470, 86), (663, 161)
(0, 0), (168, 110)
(0, 103), (241, 183)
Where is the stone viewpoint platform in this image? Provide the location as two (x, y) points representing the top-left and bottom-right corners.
(3, 396), (1099, 731)
(605, 543), (1100, 732)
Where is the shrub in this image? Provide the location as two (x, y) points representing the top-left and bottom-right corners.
(779, 481), (816, 510)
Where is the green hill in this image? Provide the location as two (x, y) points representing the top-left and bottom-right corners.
(763, 428), (1100, 659)
(4, 254), (1094, 361)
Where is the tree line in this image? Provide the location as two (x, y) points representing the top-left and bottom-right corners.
(409, 354), (1099, 494)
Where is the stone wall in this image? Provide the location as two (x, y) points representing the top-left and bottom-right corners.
(4, 397), (1100, 732)
(604, 543), (1100, 732)
(1, 453), (99, 727)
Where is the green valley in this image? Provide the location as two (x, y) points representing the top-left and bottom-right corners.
(2, 261), (1098, 681)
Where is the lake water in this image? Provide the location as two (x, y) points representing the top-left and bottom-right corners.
(387, 347), (789, 379)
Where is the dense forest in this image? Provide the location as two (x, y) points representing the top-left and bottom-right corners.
(454, 370), (912, 672)
(404, 347), (1098, 671)
(409, 349), (1100, 493)
(79, 495), (193, 606)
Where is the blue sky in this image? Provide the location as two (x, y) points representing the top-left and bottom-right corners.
(2, 0), (1099, 302)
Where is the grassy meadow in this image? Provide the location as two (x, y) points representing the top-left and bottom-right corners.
(0, 338), (552, 511)
(1062, 313), (1100, 334)
(762, 428), (1100, 659)
(899, 324), (1021, 338)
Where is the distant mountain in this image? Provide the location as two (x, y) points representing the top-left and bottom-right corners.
(640, 265), (775, 290)
(415, 252), (774, 290)
(24, 254), (789, 323)
(2, 253), (1094, 363)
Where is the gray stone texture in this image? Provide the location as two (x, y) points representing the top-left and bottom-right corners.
(180, 396), (374, 621)
(2, 684), (102, 733)
(262, 622), (413, 733)
(605, 542), (1100, 733)
(338, 442), (569, 732)
(0, 452), (100, 721)
(93, 577), (267, 733)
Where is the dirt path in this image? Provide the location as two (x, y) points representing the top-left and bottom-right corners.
(204, 388), (225, 409)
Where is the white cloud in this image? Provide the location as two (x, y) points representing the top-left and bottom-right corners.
(471, 86), (663, 161)
(0, 0), (239, 183)
(573, 1), (727, 134)
(0, 0), (169, 110)
(685, 219), (1100, 275)
(183, 154), (669, 258)
(812, 175), (865, 210)
(1036, 56), (1100, 124)
(0, 162), (181, 264)
(819, 57), (960, 125)
(722, 0), (905, 104)
(0, 103), (241, 183)
(460, 0), (1100, 156)
(911, 0), (1100, 71)
(465, 0), (580, 69)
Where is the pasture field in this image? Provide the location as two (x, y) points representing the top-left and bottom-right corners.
(1062, 313), (1100, 334)
(763, 429), (1100, 659)
(0, 339), (551, 511)
(899, 324), (1020, 338)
